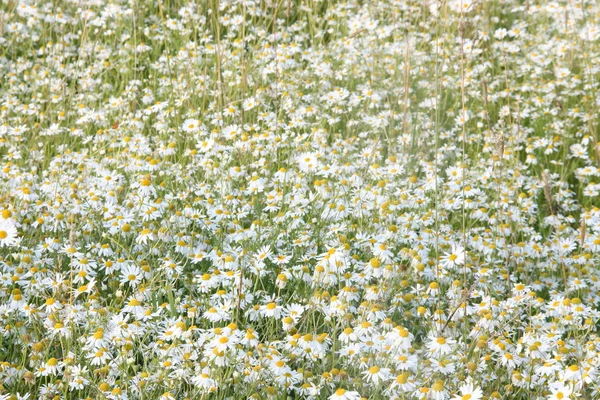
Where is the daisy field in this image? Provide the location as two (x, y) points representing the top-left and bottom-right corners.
(1, 0), (600, 399)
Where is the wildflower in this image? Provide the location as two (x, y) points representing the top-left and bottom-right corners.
(42, 297), (62, 313)
(67, 365), (90, 390)
(0, 219), (18, 247)
(182, 119), (201, 133)
(391, 371), (416, 393)
(427, 335), (456, 356)
(386, 325), (414, 349)
(499, 352), (521, 369)
(431, 380), (449, 400)
(297, 153), (319, 172)
(362, 365), (390, 385)
(563, 364), (583, 381)
(260, 302), (282, 318)
(88, 347), (111, 366)
(329, 388), (362, 400)
(120, 264), (143, 287)
(38, 358), (62, 376)
(85, 328), (107, 349)
(440, 244), (465, 270)
(453, 379), (483, 400)
(136, 229), (154, 245)
(339, 327), (357, 343)
(547, 382), (573, 400)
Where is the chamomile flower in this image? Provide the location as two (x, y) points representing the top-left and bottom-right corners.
(427, 335), (456, 356)
(297, 153), (319, 172)
(182, 119), (201, 134)
(0, 219), (18, 247)
(120, 264), (143, 287)
(42, 297), (62, 313)
(440, 244), (465, 270)
(260, 302), (283, 318)
(452, 379), (483, 400)
(35, 358), (63, 377)
(136, 228), (155, 245)
(547, 382), (574, 400)
(362, 365), (391, 385)
(329, 388), (362, 400)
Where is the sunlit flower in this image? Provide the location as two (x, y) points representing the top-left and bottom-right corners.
(0, 219), (18, 247)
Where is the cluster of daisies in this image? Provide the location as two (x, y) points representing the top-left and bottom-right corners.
(1, 0), (600, 399)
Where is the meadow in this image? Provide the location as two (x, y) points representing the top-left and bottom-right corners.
(1, 0), (600, 399)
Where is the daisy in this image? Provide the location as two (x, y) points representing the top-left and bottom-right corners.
(88, 347), (111, 366)
(329, 388), (362, 400)
(0, 219), (18, 247)
(260, 302), (282, 318)
(563, 364), (583, 381)
(67, 364), (90, 390)
(243, 97), (257, 111)
(42, 297), (62, 313)
(391, 371), (416, 393)
(297, 152), (319, 172)
(427, 334), (456, 355)
(135, 228), (154, 245)
(192, 368), (217, 391)
(431, 380), (449, 400)
(120, 264), (143, 287)
(440, 244), (465, 270)
(453, 379), (483, 400)
(499, 352), (521, 369)
(181, 118), (200, 133)
(394, 353), (418, 371)
(204, 306), (228, 323)
(547, 382), (574, 400)
(362, 365), (391, 385)
(282, 316), (295, 331)
(85, 328), (108, 349)
(122, 297), (146, 318)
(432, 358), (455, 374)
(34, 357), (62, 378)
(372, 242), (394, 263)
(386, 326), (414, 349)
(536, 359), (561, 376)
(339, 327), (357, 343)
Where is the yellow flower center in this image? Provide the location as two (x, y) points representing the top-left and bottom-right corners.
(369, 366), (380, 374)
